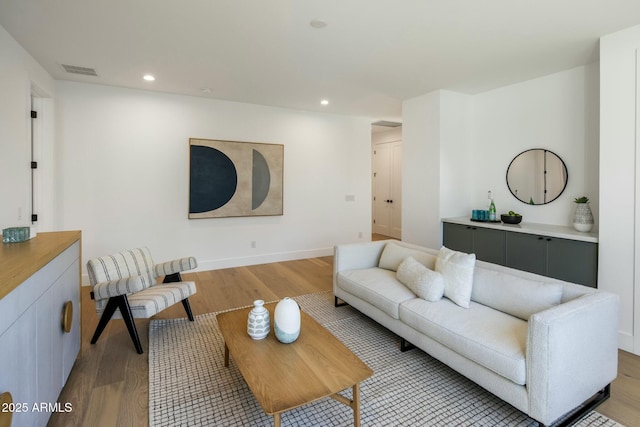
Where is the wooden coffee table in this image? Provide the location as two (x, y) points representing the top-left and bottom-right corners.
(217, 302), (373, 426)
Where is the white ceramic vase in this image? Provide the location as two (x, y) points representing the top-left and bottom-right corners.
(573, 203), (594, 232)
(274, 297), (300, 344)
(247, 300), (270, 340)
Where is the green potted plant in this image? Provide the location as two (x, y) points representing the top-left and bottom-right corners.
(573, 196), (593, 232)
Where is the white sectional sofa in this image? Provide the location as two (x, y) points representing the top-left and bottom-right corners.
(333, 239), (619, 426)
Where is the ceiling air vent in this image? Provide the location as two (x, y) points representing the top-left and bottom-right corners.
(61, 64), (98, 77)
(372, 120), (402, 127)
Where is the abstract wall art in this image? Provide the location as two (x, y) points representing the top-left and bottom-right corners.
(189, 138), (284, 218)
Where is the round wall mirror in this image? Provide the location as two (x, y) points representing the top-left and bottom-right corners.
(506, 149), (568, 205)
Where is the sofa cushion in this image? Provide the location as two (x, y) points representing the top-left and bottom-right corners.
(396, 257), (444, 302)
(399, 297), (527, 385)
(336, 267), (416, 319)
(435, 246), (476, 308)
(472, 268), (564, 320)
(378, 242), (437, 271)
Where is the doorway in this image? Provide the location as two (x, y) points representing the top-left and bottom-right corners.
(371, 123), (402, 239)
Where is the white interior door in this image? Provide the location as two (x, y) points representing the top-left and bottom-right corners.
(389, 140), (402, 238)
(372, 140), (402, 239)
(373, 143), (392, 236)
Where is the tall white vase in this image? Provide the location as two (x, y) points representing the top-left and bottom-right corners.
(274, 297), (300, 344)
(573, 203), (594, 232)
(247, 300), (270, 340)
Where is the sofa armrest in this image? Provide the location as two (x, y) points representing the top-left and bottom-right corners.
(526, 291), (619, 425)
(154, 256), (198, 277)
(93, 276), (144, 301)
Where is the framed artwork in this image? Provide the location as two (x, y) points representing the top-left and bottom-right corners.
(189, 138), (284, 218)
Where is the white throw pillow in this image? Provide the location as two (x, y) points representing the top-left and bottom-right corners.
(435, 246), (476, 308)
(396, 257), (445, 302)
(378, 242), (436, 271)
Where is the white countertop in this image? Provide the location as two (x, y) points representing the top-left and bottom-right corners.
(442, 216), (598, 243)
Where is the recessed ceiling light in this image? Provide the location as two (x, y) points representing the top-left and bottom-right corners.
(320, 99), (329, 106)
(200, 87), (213, 94)
(310, 19), (327, 29)
(143, 74), (155, 81)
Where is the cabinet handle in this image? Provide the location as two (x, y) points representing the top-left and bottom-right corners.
(537, 237), (544, 240)
(546, 238), (552, 242)
(0, 392), (13, 427)
(62, 300), (73, 333)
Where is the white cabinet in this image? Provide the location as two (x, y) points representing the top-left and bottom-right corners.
(0, 232), (81, 427)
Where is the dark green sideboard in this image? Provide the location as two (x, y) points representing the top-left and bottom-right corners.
(442, 219), (598, 288)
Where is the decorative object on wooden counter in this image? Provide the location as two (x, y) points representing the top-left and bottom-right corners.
(1, 226), (36, 243)
(573, 196), (594, 232)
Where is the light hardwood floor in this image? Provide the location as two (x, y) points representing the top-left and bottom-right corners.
(49, 255), (639, 427)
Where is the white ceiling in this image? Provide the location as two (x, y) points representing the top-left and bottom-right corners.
(1, 1), (640, 122)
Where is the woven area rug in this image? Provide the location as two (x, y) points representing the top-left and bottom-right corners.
(149, 292), (621, 426)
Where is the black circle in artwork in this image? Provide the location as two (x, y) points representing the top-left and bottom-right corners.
(189, 145), (238, 213)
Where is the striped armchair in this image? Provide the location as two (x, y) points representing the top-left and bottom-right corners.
(87, 247), (197, 354)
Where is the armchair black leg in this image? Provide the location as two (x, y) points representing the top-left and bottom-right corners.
(163, 272), (182, 283)
(182, 298), (195, 321)
(91, 297), (119, 345)
(117, 295), (143, 354)
(91, 295), (143, 354)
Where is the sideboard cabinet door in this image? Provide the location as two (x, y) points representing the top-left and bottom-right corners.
(442, 222), (473, 254)
(505, 232), (546, 275)
(547, 238), (598, 288)
(443, 222), (506, 265)
(473, 227), (506, 265)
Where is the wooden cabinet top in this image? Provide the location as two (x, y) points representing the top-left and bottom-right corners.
(442, 217), (598, 243)
(0, 230), (81, 300)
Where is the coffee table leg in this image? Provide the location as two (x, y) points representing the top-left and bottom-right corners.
(224, 343), (229, 367)
(273, 412), (281, 427)
(353, 383), (361, 427)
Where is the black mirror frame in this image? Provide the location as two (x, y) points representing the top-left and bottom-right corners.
(506, 148), (568, 205)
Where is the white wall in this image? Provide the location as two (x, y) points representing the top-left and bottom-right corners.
(0, 25), (56, 231)
(600, 24), (640, 354)
(55, 82), (372, 278)
(402, 65), (599, 251)
(439, 91), (473, 219)
(471, 64), (600, 226)
(402, 91), (442, 248)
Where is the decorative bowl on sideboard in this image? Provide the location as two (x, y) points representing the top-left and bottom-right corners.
(501, 214), (523, 224)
